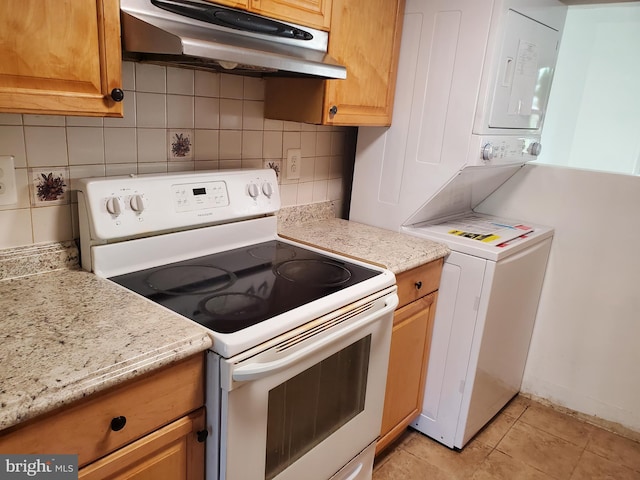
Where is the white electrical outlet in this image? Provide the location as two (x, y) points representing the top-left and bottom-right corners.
(286, 149), (301, 180)
(0, 155), (18, 206)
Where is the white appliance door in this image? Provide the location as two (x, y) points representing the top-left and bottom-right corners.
(410, 251), (486, 448)
(457, 236), (552, 446)
(488, 9), (561, 130)
(218, 290), (397, 480)
(329, 441), (376, 480)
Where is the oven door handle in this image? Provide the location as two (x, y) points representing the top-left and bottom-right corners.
(232, 297), (397, 383)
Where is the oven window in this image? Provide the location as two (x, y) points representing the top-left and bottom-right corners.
(265, 336), (371, 479)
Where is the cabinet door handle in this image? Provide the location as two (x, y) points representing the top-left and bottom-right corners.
(110, 416), (127, 431)
(196, 429), (209, 443)
(329, 105), (338, 116)
(110, 88), (125, 102)
(415, 281), (422, 290)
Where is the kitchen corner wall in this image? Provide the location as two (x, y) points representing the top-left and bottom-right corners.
(0, 61), (356, 249)
(477, 164), (640, 435)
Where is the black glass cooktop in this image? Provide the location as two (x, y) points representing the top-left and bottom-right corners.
(110, 240), (381, 333)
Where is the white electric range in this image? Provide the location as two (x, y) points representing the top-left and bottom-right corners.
(77, 169), (398, 480)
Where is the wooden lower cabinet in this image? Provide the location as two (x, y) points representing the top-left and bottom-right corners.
(377, 260), (442, 455)
(0, 354), (206, 479)
(79, 408), (205, 480)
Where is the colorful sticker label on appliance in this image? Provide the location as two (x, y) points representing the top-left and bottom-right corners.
(448, 229), (500, 243)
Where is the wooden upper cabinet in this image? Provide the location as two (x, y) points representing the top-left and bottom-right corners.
(264, 0), (405, 126)
(0, 0), (123, 117)
(212, 0), (250, 9)
(209, 0), (331, 31)
(252, 0), (332, 31)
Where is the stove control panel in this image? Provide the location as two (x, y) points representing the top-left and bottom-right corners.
(172, 181), (229, 212)
(77, 169), (280, 241)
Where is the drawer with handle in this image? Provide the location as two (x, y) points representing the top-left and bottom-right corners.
(395, 258), (443, 309)
(0, 353), (204, 468)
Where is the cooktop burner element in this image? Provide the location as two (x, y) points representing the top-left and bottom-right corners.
(110, 240), (381, 334)
(146, 265), (235, 295)
(275, 259), (352, 287)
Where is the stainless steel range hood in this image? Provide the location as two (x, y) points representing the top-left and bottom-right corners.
(120, 0), (347, 79)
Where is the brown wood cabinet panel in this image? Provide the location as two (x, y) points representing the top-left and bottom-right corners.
(253, 0), (331, 30)
(79, 408), (205, 480)
(211, 0), (250, 9)
(207, 0), (331, 30)
(377, 293), (437, 454)
(323, 0), (404, 125)
(396, 258), (443, 309)
(0, 354), (204, 468)
(264, 0), (405, 126)
(0, 0), (123, 117)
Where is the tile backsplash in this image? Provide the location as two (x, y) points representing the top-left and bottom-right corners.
(0, 61), (356, 249)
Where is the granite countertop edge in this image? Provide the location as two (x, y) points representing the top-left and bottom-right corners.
(1, 330), (212, 432)
(0, 243), (213, 432)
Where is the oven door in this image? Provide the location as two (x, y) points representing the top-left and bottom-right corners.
(216, 287), (397, 480)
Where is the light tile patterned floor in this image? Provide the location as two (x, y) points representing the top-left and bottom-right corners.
(373, 396), (640, 479)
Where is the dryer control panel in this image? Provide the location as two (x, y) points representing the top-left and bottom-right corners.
(468, 135), (541, 166)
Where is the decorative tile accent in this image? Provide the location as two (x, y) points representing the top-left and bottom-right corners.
(29, 167), (69, 206)
(168, 130), (194, 160)
(264, 160), (282, 180)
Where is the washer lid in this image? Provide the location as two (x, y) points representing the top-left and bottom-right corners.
(404, 163), (523, 227)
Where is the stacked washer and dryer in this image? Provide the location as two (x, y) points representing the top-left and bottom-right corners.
(350, 0), (567, 449)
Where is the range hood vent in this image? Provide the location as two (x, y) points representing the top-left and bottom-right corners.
(120, 0), (347, 79)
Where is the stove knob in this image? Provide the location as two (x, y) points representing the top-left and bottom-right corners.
(262, 182), (274, 198)
(105, 196), (124, 216)
(130, 194), (145, 213)
(247, 183), (260, 198)
(529, 142), (542, 156)
(481, 143), (496, 162)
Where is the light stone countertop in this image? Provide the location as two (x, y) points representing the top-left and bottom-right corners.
(0, 202), (448, 434)
(278, 207), (450, 274)
(0, 245), (212, 432)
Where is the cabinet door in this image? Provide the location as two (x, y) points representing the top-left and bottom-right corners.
(252, 0), (332, 31)
(210, 0), (250, 9)
(377, 292), (437, 454)
(323, 0), (405, 125)
(264, 0), (405, 126)
(0, 0), (123, 117)
(207, 0), (330, 30)
(79, 409), (205, 480)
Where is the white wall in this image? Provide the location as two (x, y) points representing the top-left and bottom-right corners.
(477, 163), (640, 433)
